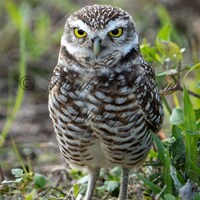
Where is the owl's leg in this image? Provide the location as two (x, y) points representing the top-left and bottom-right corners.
(118, 168), (129, 200)
(84, 167), (100, 200)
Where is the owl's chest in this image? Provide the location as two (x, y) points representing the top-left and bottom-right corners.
(62, 74), (142, 129)
(50, 73), (150, 168)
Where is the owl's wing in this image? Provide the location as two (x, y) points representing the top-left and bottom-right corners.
(49, 64), (63, 92)
(134, 61), (164, 133)
(48, 63), (72, 93)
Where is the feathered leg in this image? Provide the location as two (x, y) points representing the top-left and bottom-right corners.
(84, 167), (100, 200)
(118, 168), (129, 200)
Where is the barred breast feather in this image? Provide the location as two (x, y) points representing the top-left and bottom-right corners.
(48, 45), (163, 169)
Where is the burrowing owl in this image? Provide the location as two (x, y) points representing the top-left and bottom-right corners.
(49, 4), (163, 200)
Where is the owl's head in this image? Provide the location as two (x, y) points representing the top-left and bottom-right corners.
(61, 5), (139, 69)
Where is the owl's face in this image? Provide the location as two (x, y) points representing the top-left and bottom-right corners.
(61, 5), (139, 68)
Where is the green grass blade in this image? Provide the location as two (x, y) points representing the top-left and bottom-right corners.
(0, 4), (27, 147)
(164, 145), (172, 194)
(183, 63), (200, 82)
(12, 139), (28, 174)
(152, 133), (173, 193)
(183, 86), (199, 182)
(152, 133), (166, 164)
(136, 173), (161, 193)
(5, 0), (22, 29)
(183, 87), (197, 133)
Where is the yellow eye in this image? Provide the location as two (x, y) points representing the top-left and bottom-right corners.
(108, 28), (123, 38)
(74, 28), (87, 38)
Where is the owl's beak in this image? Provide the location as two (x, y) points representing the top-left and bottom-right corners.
(92, 37), (101, 57)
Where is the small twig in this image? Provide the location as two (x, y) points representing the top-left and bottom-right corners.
(177, 61), (181, 86)
(160, 82), (177, 95)
(38, 186), (67, 197)
(102, 192), (111, 200)
(160, 71), (200, 99)
(0, 165), (5, 181)
(54, 171), (65, 188)
(177, 86), (200, 98)
(155, 185), (167, 200)
(161, 82), (200, 99)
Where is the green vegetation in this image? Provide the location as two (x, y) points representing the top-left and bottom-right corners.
(0, 2), (27, 147)
(0, 0), (199, 199)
